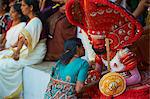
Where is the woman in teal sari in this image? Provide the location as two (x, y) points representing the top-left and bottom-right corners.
(45, 38), (89, 99)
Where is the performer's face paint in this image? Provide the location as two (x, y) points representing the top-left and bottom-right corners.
(91, 38), (106, 55)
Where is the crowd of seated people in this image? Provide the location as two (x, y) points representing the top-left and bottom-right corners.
(0, 0), (46, 98)
(0, 0), (149, 98)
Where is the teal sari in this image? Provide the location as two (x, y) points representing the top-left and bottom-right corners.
(45, 58), (89, 99)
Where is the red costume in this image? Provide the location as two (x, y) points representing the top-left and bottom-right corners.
(66, 0), (150, 98)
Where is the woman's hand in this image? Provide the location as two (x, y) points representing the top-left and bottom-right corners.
(12, 51), (20, 61)
(75, 81), (84, 93)
(133, 0), (150, 17)
(138, 0), (150, 9)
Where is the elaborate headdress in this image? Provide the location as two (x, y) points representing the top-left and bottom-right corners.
(66, 0), (143, 50)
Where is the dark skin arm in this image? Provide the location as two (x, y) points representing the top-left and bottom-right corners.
(0, 33), (6, 43)
(0, 38), (6, 51)
(0, 33), (7, 51)
(133, 0), (150, 18)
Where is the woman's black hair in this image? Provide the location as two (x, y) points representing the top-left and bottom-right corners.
(12, 3), (28, 22)
(23, 0), (40, 17)
(59, 37), (83, 65)
(1, 0), (10, 12)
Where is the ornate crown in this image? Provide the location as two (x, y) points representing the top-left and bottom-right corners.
(66, 0), (143, 50)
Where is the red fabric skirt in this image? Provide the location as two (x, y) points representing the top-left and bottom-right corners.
(80, 71), (150, 99)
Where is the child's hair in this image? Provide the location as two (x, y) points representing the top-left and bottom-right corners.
(59, 37), (83, 65)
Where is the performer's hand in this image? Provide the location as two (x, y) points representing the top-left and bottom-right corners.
(85, 70), (101, 84)
(120, 52), (137, 71)
(12, 51), (20, 61)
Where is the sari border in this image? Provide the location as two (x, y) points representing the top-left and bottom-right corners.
(21, 29), (32, 52)
(4, 83), (23, 99)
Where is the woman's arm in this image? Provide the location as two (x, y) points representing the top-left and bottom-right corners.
(133, 0), (150, 18)
(0, 32), (6, 44)
(12, 36), (28, 60)
(40, 0), (46, 11)
(75, 81), (84, 93)
(0, 38), (6, 51)
(76, 61), (89, 93)
(126, 67), (141, 86)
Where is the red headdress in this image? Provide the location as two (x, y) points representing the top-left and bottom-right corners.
(66, 0), (143, 50)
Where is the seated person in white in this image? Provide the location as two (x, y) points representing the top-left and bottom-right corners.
(0, 0), (46, 98)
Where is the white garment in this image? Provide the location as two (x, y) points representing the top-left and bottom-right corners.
(77, 27), (96, 62)
(0, 17), (46, 98)
(5, 22), (26, 48)
(102, 48), (129, 72)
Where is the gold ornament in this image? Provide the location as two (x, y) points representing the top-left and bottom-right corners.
(99, 72), (126, 97)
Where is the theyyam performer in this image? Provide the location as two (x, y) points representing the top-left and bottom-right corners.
(65, 0), (150, 98)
